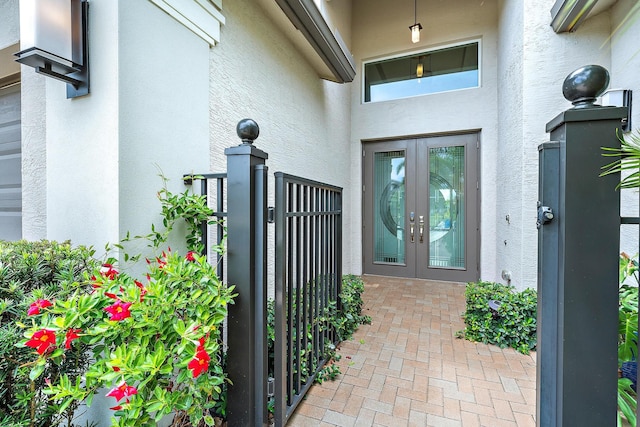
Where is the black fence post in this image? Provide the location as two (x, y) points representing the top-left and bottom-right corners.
(537, 65), (627, 427)
(225, 119), (268, 427)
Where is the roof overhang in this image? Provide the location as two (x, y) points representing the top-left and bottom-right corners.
(550, 0), (617, 33)
(259, 0), (355, 83)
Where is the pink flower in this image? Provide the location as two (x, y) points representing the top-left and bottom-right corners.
(106, 382), (137, 401)
(188, 348), (210, 378)
(64, 328), (81, 349)
(25, 329), (57, 355)
(27, 299), (52, 316)
(104, 300), (132, 321)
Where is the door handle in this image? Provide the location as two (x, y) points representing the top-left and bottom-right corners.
(409, 212), (415, 243)
(419, 215), (424, 243)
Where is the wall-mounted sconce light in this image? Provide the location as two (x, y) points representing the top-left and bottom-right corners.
(601, 89), (632, 131)
(550, 0), (598, 33)
(409, 0), (422, 43)
(15, 0), (89, 98)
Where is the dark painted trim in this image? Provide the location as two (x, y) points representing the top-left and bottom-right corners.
(274, 0), (356, 83)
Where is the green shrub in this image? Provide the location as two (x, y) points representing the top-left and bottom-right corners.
(0, 240), (98, 427)
(457, 281), (537, 354)
(18, 181), (234, 427)
(266, 275), (371, 388)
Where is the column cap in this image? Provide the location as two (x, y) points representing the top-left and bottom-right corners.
(546, 106), (628, 133)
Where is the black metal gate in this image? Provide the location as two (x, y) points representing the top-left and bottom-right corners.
(185, 120), (342, 427)
(273, 172), (342, 425)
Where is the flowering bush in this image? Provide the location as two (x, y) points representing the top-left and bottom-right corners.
(20, 180), (234, 427)
(0, 240), (97, 427)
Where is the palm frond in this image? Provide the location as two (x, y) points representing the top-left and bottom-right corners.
(601, 130), (640, 190)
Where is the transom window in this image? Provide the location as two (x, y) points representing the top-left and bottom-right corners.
(363, 41), (480, 103)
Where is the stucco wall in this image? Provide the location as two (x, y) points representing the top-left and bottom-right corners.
(209, 0), (354, 279)
(497, 1), (612, 290)
(45, 0), (120, 249)
(118, 0), (210, 256)
(496, 0), (524, 287)
(0, 0), (18, 47)
(610, 0), (640, 257)
(351, 0), (500, 279)
(38, 0), (211, 258)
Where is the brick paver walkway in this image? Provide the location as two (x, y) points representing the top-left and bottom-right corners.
(288, 275), (537, 427)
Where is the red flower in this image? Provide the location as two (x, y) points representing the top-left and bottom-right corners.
(186, 251), (196, 262)
(64, 328), (81, 349)
(104, 300), (132, 321)
(27, 299), (52, 316)
(188, 348), (210, 378)
(25, 329), (57, 355)
(106, 382), (137, 401)
(91, 276), (102, 289)
(105, 292), (118, 299)
(134, 280), (147, 301)
(100, 264), (118, 279)
(156, 257), (167, 269)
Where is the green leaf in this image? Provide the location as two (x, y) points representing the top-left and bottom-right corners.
(29, 363), (45, 381)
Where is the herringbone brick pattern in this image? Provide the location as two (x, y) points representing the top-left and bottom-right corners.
(288, 275), (537, 427)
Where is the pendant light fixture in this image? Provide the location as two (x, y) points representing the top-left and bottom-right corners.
(409, 0), (422, 43)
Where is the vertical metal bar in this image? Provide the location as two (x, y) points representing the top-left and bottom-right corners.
(217, 177), (225, 279)
(200, 178), (208, 256)
(295, 183), (303, 394)
(336, 190), (343, 313)
(274, 172), (286, 427)
(329, 190), (336, 344)
(321, 188), (328, 354)
(302, 184), (309, 387)
(314, 187), (320, 367)
(254, 164), (268, 427)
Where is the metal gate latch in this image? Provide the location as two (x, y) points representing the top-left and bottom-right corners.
(536, 202), (554, 229)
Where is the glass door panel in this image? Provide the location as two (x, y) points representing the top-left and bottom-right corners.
(373, 151), (406, 264)
(429, 146), (465, 269)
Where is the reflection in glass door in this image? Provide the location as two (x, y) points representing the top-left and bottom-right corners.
(428, 146), (465, 269)
(373, 151), (405, 265)
(363, 134), (478, 282)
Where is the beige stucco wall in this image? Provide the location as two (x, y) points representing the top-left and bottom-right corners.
(351, 0), (500, 280)
(496, 0), (612, 290)
(209, 0), (355, 281)
(19, 0), (211, 260)
(611, 0), (640, 257)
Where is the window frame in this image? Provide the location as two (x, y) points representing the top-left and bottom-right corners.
(361, 38), (482, 104)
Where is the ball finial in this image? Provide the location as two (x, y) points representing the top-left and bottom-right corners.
(236, 119), (260, 145)
(562, 65), (610, 108)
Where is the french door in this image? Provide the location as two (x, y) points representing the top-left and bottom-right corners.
(362, 133), (479, 282)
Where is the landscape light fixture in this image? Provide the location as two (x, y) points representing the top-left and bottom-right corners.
(550, 0), (598, 33)
(416, 62), (424, 78)
(15, 0), (90, 98)
(409, 0), (422, 43)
